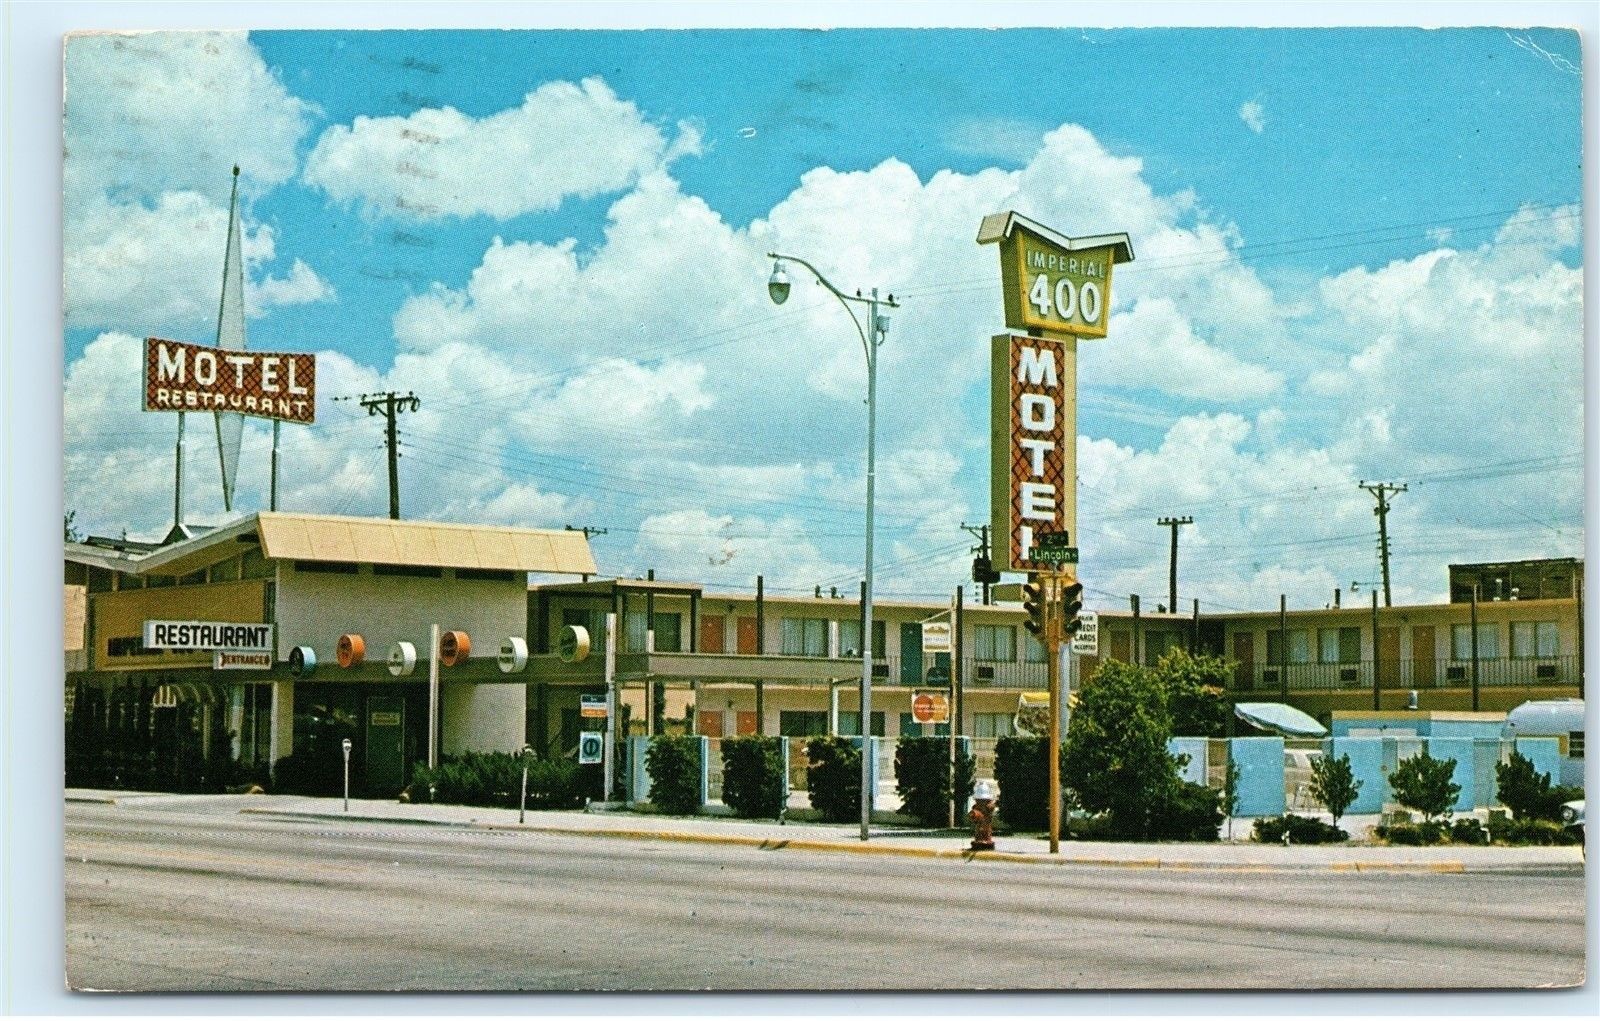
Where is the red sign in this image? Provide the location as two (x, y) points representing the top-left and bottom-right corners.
(990, 334), (1074, 573)
(912, 691), (950, 725)
(143, 336), (316, 423)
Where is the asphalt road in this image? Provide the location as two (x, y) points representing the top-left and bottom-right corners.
(65, 797), (1585, 992)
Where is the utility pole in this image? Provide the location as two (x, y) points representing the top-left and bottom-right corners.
(962, 522), (996, 605)
(1156, 516), (1193, 614)
(1359, 481), (1407, 608)
(565, 524), (609, 582)
(339, 392), (420, 519)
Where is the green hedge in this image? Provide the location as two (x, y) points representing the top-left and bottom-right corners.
(410, 751), (585, 809)
(721, 735), (787, 819)
(1488, 817), (1582, 846)
(893, 736), (975, 828)
(646, 735), (704, 815)
(994, 735), (1050, 831)
(1146, 780), (1224, 842)
(806, 736), (861, 823)
(1252, 814), (1349, 845)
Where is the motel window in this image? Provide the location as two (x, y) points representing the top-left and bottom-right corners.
(179, 569), (207, 586)
(899, 713), (950, 738)
(1022, 629), (1048, 663)
(240, 546), (273, 579)
(86, 568), (114, 593)
(778, 711), (828, 737)
(781, 617), (828, 657)
(1569, 731), (1584, 759)
(838, 619), (887, 659)
(373, 564), (442, 578)
(1511, 621), (1559, 659)
(1319, 627), (1361, 664)
(456, 568), (518, 582)
(1266, 629), (1311, 665)
(145, 574), (174, 588)
(563, 607), (607, 648)
(1145, 630), (1183, 665)
(1451, 624), (1499, 660)
(625, 612), (649, 653)
(295, 560), (358, 574)
(652, 613), (682, 653)
(209, 558), (240, 583)
(975, 624), (1016, 663)
(973, 712), (1015, 739)
(836, 711), (886, 737)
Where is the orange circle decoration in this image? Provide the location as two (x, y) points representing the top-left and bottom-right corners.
(439, 630), (471, 667)
(336, 633), (366, 668)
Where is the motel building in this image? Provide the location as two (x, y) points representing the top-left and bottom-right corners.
(63, 513), (1585, 799)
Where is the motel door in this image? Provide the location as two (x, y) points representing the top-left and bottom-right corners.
(1232, 633), (1254, 690)
(1377, 627), (1402, 689)
(700, 614), (725, 654)
(736, 711), (758, 736)
(1411, 626), (1437, 688)
(736, 616), (759, 655)
(899, 622), (923, 684)
(365, 695), (406, 796)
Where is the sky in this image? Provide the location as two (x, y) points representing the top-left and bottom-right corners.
(61, 26), (1585, 613)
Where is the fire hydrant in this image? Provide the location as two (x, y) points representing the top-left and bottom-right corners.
(969, 779), (998, 851)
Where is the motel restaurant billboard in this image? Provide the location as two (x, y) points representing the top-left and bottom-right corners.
(143, 336), (316, 424)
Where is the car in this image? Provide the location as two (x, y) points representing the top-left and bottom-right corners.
(1560, 799), (1584, 840)
(1284, 748), (1324, 811)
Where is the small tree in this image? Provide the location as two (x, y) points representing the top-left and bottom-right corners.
(1150, 648), (1232, 737)
(993, 734), (1049, 831)
(1062, 658), (1182, 839)
(894, 736), (975, 828)
(805, 736), (861, 823)
(1495, 750), (1563, 821)
(1221, 758), (1241, 839)
(1388, 750), (1460, 823)
(720, 735), (786, 819)
(645, 735), (703, 815)
(1309, 752), (1363, 827)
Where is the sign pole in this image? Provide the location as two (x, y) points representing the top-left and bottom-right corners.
(947, 588), (958, 829)
(270, 419), (280, 511)
(604, 611), (617, 802)
(427, 623), (440, 770)
(1046, 571), (1063, 854)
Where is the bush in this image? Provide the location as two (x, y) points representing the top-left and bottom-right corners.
(1388, 750), (1461, 822)
(1062, 659), (1183, 839)
(1488, 817), (1582, 846)
(806, 737), (861, 823)
(1379, 821), (1450, 846)
(894, 737), (975, 828)
(1495, 751), (1563, 821)
(1147, 780), (1224, 842)
(645, 735), (704, 815)
(1252, 814), (1350, 845)
(1450, 818), (1489, 845)
(1151, 648), (1232, 738)
(994, 735), (1049, 831)
(720, 735), (787, 819)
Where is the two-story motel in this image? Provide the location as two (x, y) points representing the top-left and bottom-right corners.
(64, 512), (1585, 797)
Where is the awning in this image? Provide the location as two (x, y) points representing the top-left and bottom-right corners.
(1234, 702), (1327, 737)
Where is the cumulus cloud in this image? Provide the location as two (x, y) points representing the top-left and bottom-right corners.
(304, 78), (701, 219)
(249, 259), (336, 313)
(1238, 99), (1267, 134)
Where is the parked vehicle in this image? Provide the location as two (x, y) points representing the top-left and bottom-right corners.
(1284, 748), (1324, 811)
(1561, 799), (1584, 840)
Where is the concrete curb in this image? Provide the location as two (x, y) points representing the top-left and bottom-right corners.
(233, 808), (1568, 874)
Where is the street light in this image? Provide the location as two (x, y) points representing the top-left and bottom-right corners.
(764, 251), (899, 842)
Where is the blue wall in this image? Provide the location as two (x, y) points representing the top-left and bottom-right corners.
(1422, 737), (1477, 811)
(1229, 737), (1284, 817)
(1168, 737), (1209, 785)
(1328, 737), (1387, 814)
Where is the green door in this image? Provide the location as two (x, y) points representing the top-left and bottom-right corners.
(364, 695), (406, 796)
(900, 622), (923, 684)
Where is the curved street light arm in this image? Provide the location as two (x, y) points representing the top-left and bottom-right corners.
(767, 250), (895, 363)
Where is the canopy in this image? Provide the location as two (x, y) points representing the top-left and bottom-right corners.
(1234, 702), (1327, 738)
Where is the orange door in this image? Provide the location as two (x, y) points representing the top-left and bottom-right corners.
(700, 614), (725, 654)
(1411, 625), (1437, 688)
(697, 710), (725, 737)
(736, 711), (758, 736)
(1232, 632), (1254, 689)
(736, 616), (759, 655)
(1377, 627), (1402, 688)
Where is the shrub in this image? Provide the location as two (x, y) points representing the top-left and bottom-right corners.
(1252, 814), (1350, 845)
(645, 735), (704, 815)
(893, 736), (975, 828)
(1148, 780), (1224, 842)
(720, 735), (787, 819)
(1379, 821), (1450, 846)
(409, 751), (526, 806)
(1488, 817), (1582, 846)
(1309, 752), (1362, 826)
(1495, 751), (1562, 821)
(1388, 750), (1461, 823)
(1150, 648), (1232, 738)
(1450, 817), (1489, 845)
(1062, 659), (1182, 839)
(806, 737), (861, 823)
(993, 735), (1049, 831)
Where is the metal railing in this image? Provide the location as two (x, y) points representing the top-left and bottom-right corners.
(1235, 655), (1580, 691)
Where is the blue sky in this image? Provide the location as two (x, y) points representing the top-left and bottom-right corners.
(62, 26), (1584, 610)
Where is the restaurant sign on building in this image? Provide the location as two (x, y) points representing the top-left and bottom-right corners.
(143, 620), (274, 652)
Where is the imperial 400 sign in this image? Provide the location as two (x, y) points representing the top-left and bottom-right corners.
(977, 211), (1132, 340)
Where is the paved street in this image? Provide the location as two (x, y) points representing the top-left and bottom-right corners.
(66, 797), (1585, 992)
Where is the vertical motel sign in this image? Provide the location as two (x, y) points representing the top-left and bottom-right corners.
(978, 212), (1132, 572)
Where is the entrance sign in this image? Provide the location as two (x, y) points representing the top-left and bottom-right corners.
(976, 211), (1133, 339)
(911, 690), (950, 724)
(580, 694), (609, 719)
(143, 336), (317, 424)
(990, 334), (1075, 573)
(1070, 611), (1099, 656)
(577, 730), (605, 764)
(921, 621), (952, 654)
(213, 650), (272, 670)
(144, 620), (273, 651)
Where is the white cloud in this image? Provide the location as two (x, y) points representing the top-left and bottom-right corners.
(64, 32), (314, 207)
(250, 259), (335, 311)
(1083, 297), (1283, 401)
(1239, 99), (1267, 134)
(304, 78), (700, 219)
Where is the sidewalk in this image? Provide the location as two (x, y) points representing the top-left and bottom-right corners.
(115, 792), (1582, 873)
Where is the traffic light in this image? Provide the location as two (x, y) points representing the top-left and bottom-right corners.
(1061, 581), (1085, 636)
(1022, 581), (1046, 637)
(972, 556), (1001, 585)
